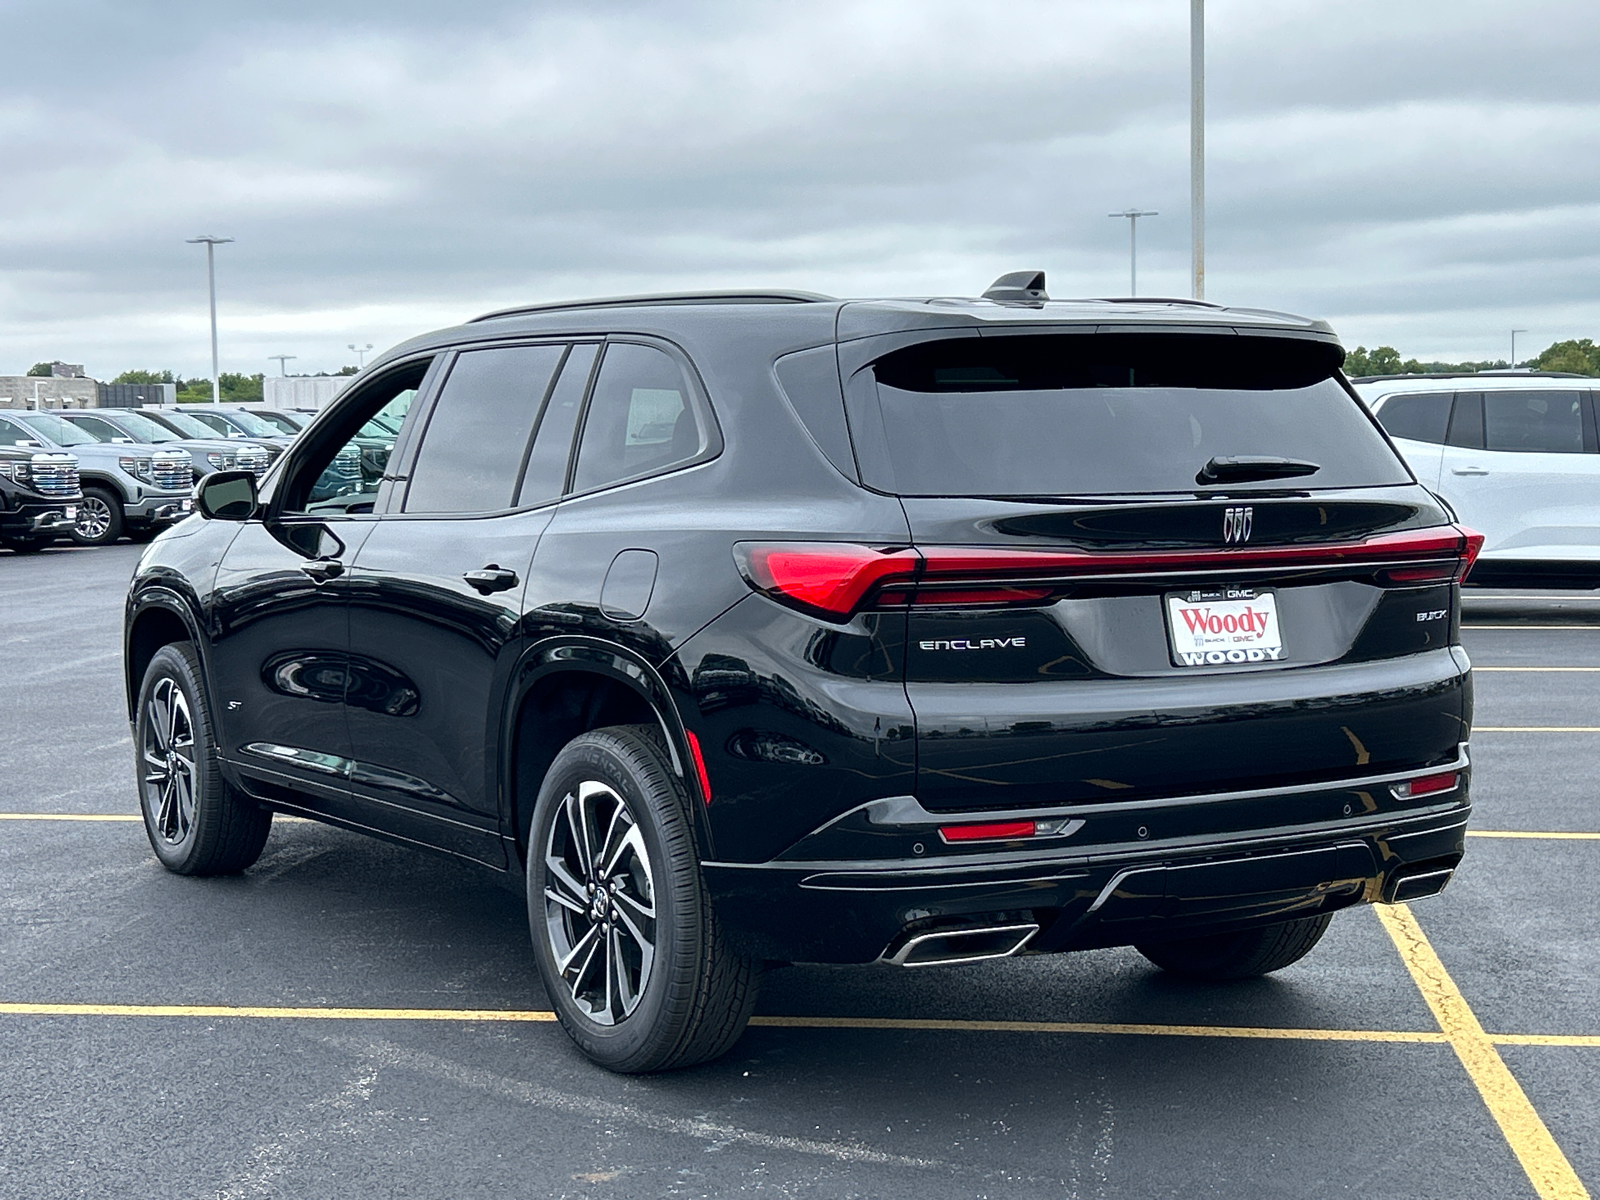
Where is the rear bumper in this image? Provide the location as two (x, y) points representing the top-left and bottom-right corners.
(703, 756), (1471, 964)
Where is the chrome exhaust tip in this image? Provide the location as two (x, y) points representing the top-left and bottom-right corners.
(883, 922), (1040, 968)
(1383, 865), (1455, 904)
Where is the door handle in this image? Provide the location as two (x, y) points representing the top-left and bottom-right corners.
(1451, 467), (1489, 476)
(464, 565), (519, 595)
(299, 557), (344, 583)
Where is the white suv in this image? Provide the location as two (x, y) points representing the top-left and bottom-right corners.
(1354, 372), (1600, 586)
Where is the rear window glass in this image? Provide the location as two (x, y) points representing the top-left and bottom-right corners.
(851, 334), (1411, 497)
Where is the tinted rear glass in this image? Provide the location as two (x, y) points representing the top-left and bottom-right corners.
(852, 333), (1410, 496)
(1375, 392), (1451, 444)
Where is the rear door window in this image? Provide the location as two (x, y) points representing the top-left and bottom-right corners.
(1375, 393), (1451, 444)
(1483, 390), (1591, 454)
(571, 342), (709, 493)
(850, 333), (1410, 497)
(517, 343), (597, 507)
(404, 344), (565, 513)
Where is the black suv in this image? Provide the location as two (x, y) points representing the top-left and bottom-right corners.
(0, 446), (81, 550)
(124, 277), (1478, 1072)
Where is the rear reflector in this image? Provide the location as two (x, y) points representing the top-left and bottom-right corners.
(685, 729), (713, 806)
(1391, 771), (1459, 799)
(733, 524), (1486, 621)
(939, 820), (1037, 843)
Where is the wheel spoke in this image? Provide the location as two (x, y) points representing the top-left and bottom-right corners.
(543, 884), (586, 915)
(157, 777), (179, 840)
(148, 684), (172, 752)
(556, 920), (600, 976)
(603, 923), (619, 1023)
(602, 822), (650, 886)
(595, 801), (628, 877)
(561, 791), (593, 880)
(611, 888), (655, 937)
(546, 857), (588, 909)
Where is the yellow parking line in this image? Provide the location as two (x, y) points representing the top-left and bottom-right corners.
(0, 1002), (1443, 1043)
(1469, 831), (1600, 840)
(0, 1002), (557, 1022)
(5, 1002), (1596, 1053)
(0, 813), (141, 822)
(1376, 904), (1589, 1200)
(1473, 727), (1600, 733)
(1465, 625), (1600, 630)
(748, 1015), (1443, 1042)
(1494, 1034), (1600, 1048)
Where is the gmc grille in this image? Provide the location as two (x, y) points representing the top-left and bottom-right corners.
(236, 448), (270, 476)
(30, 456), (80, 498)
(151, 455), (190, 490)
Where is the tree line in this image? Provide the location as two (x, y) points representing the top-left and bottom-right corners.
(1343, 339), (1600, 378)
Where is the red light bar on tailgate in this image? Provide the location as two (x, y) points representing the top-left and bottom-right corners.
(733, 525), (1484, 621)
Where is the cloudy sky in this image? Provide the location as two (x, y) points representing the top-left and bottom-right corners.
(2, 0), (1598, 379)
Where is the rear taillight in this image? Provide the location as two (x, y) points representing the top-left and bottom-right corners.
(733, 525), (1485, 622)
(733, 543), (918, 619)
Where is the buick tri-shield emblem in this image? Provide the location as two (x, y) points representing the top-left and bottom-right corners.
(1222, 505), (1254, 545)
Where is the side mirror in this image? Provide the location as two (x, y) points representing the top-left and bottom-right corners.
(195, 469), (258, 520)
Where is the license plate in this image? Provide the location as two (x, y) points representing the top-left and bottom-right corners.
(1166, 588), (1284, 667)
(181, 498), (192, 511)
(64, 506), (77, 520)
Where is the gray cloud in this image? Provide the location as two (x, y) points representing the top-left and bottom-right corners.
(2, 0), (1598, 377)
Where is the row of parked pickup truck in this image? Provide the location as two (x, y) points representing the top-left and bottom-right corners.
(0, 404), (394, 552)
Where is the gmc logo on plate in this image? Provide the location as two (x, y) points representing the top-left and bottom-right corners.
(1222, 506), (1254, 545)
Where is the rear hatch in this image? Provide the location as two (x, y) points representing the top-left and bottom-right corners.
(845, 328), (1475, 811)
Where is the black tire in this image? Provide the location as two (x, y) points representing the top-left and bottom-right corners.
(134, 643), (272, 875)
(1, 535), (53, 553)
(71, 485), (124, 546)
(527, 724), (760, 1073)
(1135, 913), (1333, 981)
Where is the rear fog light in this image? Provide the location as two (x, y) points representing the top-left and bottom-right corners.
(1391, 772), (1459, 799)
(938, 817), (1076, 844)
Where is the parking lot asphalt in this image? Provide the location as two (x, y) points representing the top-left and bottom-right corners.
(1, 543), (1595, 1200)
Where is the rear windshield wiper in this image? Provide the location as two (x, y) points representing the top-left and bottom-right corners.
(1196, 455), (1320, 485)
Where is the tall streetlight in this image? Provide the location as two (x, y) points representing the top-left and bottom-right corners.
(1109, 209), (1159, 296)
(186, 235), (233, 403)
(348, 342), (373, 369)
(1510, 329), (1528, 370)
(269, 355), (297, 376)
(1191, 0), (1205, 300)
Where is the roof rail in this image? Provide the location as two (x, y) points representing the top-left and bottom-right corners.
(1086, 296), (1225, 308)
(468, 290), (835, 323)
(1348, 370), (1593, 384)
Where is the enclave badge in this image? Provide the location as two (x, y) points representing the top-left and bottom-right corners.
(1222, 505), (1254, 545)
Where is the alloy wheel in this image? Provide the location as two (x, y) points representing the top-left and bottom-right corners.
(75, 495), (113, 542)
(542, 780), (657, 1026)
(141, 677), (197, 845)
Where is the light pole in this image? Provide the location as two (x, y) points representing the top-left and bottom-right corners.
(186, 235), (233, 403)
(269, 355), (297, 376)
(1109, 209), (1159, 296)
(1510, 329), (1528, 370)
(348, 343), (373, 369)
(1191, 0), (1205, 300)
